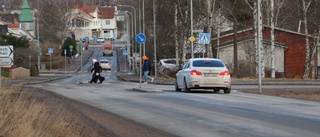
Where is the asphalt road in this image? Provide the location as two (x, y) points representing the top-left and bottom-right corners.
(26, 45), (320, 137)
(29, 75), (320, 137)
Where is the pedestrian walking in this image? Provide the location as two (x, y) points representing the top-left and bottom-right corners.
(142, 56), (154, 84)
(89, 59), (105, 84)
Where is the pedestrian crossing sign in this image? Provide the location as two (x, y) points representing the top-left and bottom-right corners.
(199, 33), (210, 45)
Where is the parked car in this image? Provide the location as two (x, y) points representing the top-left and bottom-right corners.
(175, 58), (231, 93)
(157, 59), (180, 75)
(97, 37), (105, 43)
(99, 59), (111, 70)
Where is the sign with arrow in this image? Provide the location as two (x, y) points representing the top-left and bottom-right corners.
(136, 33), (146, 44)
(0, 45), (14, 66)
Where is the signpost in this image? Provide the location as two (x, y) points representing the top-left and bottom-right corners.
(0, 45), (14, 66)
(123, 50), (128, 72)
(64, 49), (67, 73)
(0, 45), (14, 88)
(48, 48), (53, 70)
(136, 33), (146, 88)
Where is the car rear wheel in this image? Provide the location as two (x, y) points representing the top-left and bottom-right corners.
(224, 88), (231, 94)
(183, 79), (190, 93)
(175, 80), (181, 91)
(163, 68), (170, 75)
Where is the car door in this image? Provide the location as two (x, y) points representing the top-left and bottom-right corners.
(176, 62), (190, 88)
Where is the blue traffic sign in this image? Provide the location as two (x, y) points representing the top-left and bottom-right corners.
(136, 33), (146, 44)
(48, 48), (54, 54)
(122, 50), (128, 56)
(199, 33), (211, 45)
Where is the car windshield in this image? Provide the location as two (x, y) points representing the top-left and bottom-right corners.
(192, 60), (225, 67)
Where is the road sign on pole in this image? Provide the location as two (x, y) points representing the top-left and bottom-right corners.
(48, 48), (54, 54)
(199, 33), (210, 45)
(122, 50), (128, 56)
(136, 33), (146, 44)
(0, 45), (14, 66)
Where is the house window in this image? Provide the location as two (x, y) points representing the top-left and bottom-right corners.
(105, 20), (110, 25)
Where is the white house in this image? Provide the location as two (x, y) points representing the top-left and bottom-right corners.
(68, 4), (117, 42)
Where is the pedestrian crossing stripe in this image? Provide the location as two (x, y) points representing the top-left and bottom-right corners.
(199, 33), (211, 45)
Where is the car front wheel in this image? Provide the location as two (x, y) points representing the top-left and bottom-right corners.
(224, 88), (231, 94)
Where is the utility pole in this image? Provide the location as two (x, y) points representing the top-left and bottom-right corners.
(153, 0), (157, 77)
(257, 0), (262, 94)
(190, 0), (194, 58)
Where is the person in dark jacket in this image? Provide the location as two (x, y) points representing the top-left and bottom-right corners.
(89, 61), (105, 84)
(142, 56), (154, 84)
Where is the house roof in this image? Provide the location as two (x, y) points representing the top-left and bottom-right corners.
(78, 8), (95, 18)
(19, 0), (34, 22)
(80, 5), (97, 13)
(7, 24), (19, 29)
(99, 7), (115, 19)
(70, 4), (96, 18)
(0, 21), (19, 29)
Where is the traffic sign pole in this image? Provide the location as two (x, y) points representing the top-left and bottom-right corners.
(136, 33), (146, 88)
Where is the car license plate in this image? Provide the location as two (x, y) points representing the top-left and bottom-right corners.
(204, 73), (216, 77)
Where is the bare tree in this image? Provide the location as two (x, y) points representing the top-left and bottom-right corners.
(263, 0), (287, 78)
(38, 0), (72, 44)
(300, 0), (312, 79)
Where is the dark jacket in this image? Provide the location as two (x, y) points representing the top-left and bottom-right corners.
(142, 60), (151, 72)
(91, 62), (102, 75)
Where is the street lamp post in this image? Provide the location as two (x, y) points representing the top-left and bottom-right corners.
(117, 11), (134, 72)
(142, 0), (145, 56)
(36, 10), (41, 69)
(118, 5), (137, 37)
(153, 0), (157, 78)
(190, 0), (194, 59)
(126, 11), (134, 71)
(118, 5), (138, 73)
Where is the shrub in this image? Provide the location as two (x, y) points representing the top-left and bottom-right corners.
(62, 37), (78, 57)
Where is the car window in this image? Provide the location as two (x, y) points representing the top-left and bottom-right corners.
(164, 60), (176, 64)
(100, 60), (109, 63)
(192, 60), (225, 67)
(183, 62), (189, 69)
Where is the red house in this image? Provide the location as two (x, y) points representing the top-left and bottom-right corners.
(214, 27), (316, 78)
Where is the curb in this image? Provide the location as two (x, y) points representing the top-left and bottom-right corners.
(132, 88), (163, 93)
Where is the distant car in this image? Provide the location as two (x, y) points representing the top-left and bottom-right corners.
(157, 59), (180, 75)
(102, 44), (114, 56)
(99, 59), (111, 70)
(175, 58), (231, 93)
(97, 37), (105, 43)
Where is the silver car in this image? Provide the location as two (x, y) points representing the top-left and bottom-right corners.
(175, 58), (231, 93)
(157, 59), (180, 75)
(99, 59), (111, 70)
(97, 37), (105, 43)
